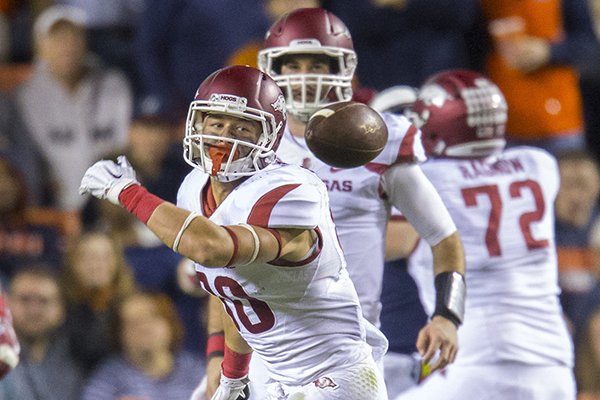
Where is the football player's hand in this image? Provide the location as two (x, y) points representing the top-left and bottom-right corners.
(415, 316), (458, 374)
(210, 373), (249, 400)
(0, 292), (20, 379)
(79, 155), (139, 205)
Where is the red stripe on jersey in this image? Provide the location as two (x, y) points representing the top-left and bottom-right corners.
(396, 124), (418, 163)
(269, 228), (323, 267)
(201, 182), (217, 218)
(247, 184), (301, 226)
(364, 162), (388, 175)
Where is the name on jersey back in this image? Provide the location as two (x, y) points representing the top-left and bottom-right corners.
(458, 157), (524, 180)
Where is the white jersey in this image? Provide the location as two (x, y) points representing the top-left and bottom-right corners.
(409, 147), (573, 367)
(277, 112), (425, 326)
(177, 162), (386, 387)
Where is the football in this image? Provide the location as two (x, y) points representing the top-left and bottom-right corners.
(304, 101), (388, 168)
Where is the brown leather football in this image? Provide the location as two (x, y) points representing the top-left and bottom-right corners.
(304, 101), (388, 168)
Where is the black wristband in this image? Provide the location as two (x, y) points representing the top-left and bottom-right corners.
(433, 271), (466, 327)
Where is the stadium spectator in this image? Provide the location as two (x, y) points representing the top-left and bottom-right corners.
(81, 291), (203, 400)
(554, 150), (600, 331)
(15, 4), (132, 211)
(54, 0), (143, 86)
(61, 230), (137, 374)
(575, 306), (600, 398)
(480, 0), (598, 155)
(0, 156), (63, 280)
(0, 265), (85, 400)
(79, 65), (390, 399)
(397, 69), (575, 400)
(0, 92), (49, 207)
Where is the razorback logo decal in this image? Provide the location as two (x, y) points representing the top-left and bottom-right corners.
(313, 376), (339, 389)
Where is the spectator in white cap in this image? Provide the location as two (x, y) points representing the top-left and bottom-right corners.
(14, 4), (133, 212)
(33, 5), (87, 40)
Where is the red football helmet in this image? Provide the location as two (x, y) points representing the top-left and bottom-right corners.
(257, 8), (357, 122)
(183, 65), (287, 182)
(409, 69), (507, 159)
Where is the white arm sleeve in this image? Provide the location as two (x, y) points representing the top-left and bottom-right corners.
(382, 163), (456, 246)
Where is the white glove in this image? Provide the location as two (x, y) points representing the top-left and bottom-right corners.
(79, 155), (140, 205)
(211, 374), (250, 400)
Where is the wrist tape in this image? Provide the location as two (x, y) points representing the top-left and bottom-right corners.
(433, 271), (466, 327)
(222, 346), (252, 379)
(118, 184), (165, 224)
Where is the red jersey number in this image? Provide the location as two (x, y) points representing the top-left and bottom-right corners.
(461, 179), (549, 257)
(196, 272), (276, 334)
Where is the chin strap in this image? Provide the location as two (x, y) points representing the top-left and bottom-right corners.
(433, 271), (466, 327)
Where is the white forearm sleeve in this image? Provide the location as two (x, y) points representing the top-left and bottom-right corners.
(383, 163), (456, 246)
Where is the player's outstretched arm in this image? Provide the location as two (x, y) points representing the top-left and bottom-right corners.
(79, 156), (316, 268)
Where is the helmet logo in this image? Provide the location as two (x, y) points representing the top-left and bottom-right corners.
(289, 38), (322, 48)
(271, 94), (287, 120)
(209, 94), (248, 111)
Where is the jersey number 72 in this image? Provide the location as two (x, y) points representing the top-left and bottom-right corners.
(461, 179), (549, 257)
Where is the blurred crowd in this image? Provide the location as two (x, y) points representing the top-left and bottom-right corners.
(0, 0), (599, 399)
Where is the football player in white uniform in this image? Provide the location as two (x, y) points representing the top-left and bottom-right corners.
(395, 70), (576, 400)
(201, 8), (467, 399)
(80, 65), (390, 399)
